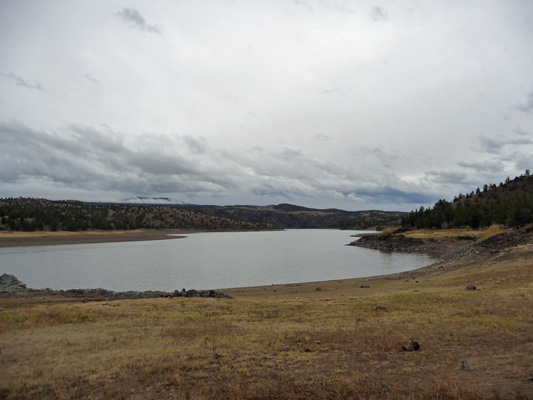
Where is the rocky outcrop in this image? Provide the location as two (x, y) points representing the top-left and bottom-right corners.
(0, 275), (231, 300)
(0, 273), (27, 294)
(350, 233), (478, 254)
(350, 235), (431, 252)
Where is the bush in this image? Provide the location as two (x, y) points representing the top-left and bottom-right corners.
(379, 228), (393, 238)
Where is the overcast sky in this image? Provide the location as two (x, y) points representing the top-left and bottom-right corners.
(1, 1), (532, 211)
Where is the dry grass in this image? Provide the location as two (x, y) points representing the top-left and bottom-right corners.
(403, 226), (505, 240)
(1, 240), (532, 399)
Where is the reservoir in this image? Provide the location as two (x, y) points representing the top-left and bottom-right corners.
(0, 230), (439, 291)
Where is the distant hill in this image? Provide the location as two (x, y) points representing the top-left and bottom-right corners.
(187, 204), (404, 229)
(0, 198), (273, 232)
(0, 198), (404, 232)
(402, 171), (533, 229)
(121, 196), (191, 205)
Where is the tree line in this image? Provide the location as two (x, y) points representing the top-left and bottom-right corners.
(0, 198), (273, 232)
(401, 172), (533, 229)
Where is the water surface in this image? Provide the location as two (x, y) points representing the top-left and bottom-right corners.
(0, 230), (439, 291)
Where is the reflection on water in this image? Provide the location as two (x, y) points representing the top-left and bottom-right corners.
(0, 230), (440, 291)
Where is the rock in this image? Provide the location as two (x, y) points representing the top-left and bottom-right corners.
(315, 287), (322, 291)
(466, 285), (477, 291)
(400, 340), (420, 351)
(304, 348), (312, 352)
(460, 361), (475, 371)
(382, 384), (390, 395)
(360, 285), (370, 288)
(0, 274), (231, 300)
(0, 274), (27, 293)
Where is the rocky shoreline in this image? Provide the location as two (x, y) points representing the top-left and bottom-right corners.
(0, 274), (231, 300)
(349, 233), (476, 254)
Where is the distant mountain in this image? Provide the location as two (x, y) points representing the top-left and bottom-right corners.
(402, 171), (533, 229)
(122, 197), (190, 205)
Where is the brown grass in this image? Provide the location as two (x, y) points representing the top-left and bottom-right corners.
(0, 241), (532, 399)
(402, 226), (506, 240)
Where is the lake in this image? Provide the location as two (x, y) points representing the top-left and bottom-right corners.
(0, 230), (440, 291)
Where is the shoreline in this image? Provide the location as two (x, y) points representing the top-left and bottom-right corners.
(0, 229), (190, 247)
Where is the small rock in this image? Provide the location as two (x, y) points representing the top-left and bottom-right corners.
(382, 384), (389, 395)
(466, 285), (477, 291)
(315, 287), (322, 291)
(460, 361), (475, 371)
(400, 339), (420, 351)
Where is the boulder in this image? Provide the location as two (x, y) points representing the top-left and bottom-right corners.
(0, 274), (27, 293)
(460, 361), (475, 371)
(400, 339), (420, 351)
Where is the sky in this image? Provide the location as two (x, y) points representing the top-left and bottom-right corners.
(1, 0), (533, 211)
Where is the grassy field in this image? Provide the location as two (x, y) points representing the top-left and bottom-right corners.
(1, 231), (532, 399)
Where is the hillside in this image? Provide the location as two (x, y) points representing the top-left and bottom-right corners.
(0, 198), (273, 232)
(186, 203), (404, 229)
(402, 172), (533, 229)
(0, 199), (404, 232)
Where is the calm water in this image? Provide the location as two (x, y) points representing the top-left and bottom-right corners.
(0, 230), (439, 291)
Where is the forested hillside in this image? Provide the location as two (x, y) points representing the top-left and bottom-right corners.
(191, 204), (404, 229)
(401, 171), (533, 229)
(0, 198), (273, 232)
(0, 198), (404, 232)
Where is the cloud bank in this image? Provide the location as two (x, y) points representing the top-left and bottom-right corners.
(0, 1), (532, 210)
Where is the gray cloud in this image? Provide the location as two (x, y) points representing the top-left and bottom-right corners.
(0, 72), (43, 90)
(371, 6), (387, 22)
(343, 187), (434, 206)
(457, 160), (505, 174)
(315, 134), (329, 142)
(2, 1), (533, 210)
(517, 90), (533, 114)
(82, 74), (99, 84)
(0, 120), (433, 209)
(183, 135), (208, 154)
(478, 134), (532, 154)
(115, 8), (161, 34)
